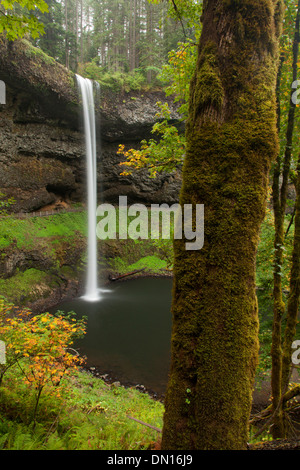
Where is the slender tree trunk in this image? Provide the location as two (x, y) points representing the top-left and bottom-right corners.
(270, 54), (285, 437)
(33, 385), (44, 431)
(146, 2), (153, 84)
(161, 0), (283, 451)
(65, 0), (69, 69)
(281, 161), (300, 394)
(85, 3), (91, 61)
(80, 0), (83, 64)
(271, 0), (300, 438)
(74, 0), (78, 70)
(129, 0), (136, 71)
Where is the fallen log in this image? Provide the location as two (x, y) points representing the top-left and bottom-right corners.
(108, 268), (146, 282)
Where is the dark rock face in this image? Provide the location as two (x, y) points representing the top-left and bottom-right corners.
(0, 83), (83, 211)
(0, 74), (183, 212)
(0, 241), (55, 279)
(98, 89), (183, 205)
(99, 142), (182, 205)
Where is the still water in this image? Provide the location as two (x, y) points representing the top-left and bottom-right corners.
(52, 277), (173, 394)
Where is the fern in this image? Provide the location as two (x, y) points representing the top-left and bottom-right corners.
(0, 433), (8, 449)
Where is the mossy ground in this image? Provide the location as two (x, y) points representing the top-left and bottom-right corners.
(0, 210), (173, 307)
(0, 212), (88, 306)
(0, 268), (53, 304)
(0, 366), (163, 450)
(0, 211), (88, 250)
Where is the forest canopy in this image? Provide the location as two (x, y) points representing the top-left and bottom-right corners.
(0, 0), (201, 86)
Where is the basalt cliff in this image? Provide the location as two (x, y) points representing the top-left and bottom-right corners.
(0, 38), (181, 311)
(0, 37), (183, 213)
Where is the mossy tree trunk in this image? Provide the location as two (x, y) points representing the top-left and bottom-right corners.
(161, 0), (283, 451)
(278, 157), (300, 435)
(271, 0), (300, 439)
(281, 165), (300, 387)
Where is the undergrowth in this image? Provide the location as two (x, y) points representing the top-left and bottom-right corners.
(0, 211), (87, 249)
(78, 59), (162, 93)
(0, 367), (163, 450)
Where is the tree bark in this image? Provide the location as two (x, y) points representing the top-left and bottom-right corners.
(271, 0), (300, 438)
(65, 0), (69, 69)
(161, 0), (283, 450)
(281, 164), (300, 394)
(129, 0), (137, 71)
(146, 1), (153, 84)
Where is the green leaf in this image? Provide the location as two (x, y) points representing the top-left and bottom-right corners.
(0, 0), (47, 40)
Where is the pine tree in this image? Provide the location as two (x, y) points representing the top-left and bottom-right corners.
(33, 0), (65, 62)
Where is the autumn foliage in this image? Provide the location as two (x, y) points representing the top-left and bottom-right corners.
(118, 101), (185, 178)
(0, 296), (86, 424)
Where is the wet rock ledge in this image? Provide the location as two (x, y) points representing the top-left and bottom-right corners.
(0, 37), (183, 212)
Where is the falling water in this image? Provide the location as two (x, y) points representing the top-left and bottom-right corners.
(76, 74), (100, 301)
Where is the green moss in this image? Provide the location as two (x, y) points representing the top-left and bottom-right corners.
(0, 212), (87, 305)
(0, 268), (51, 304)
(191, 41), (224, 121)
(0, 212), (87, 250)
(103, 240), (172, 276)
(22, 40), (57, 66)
(162, 0), (283, 451)
(127, 255), (168, 272)
(0, 38), (78, 107)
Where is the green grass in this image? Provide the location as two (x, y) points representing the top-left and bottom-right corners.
(0, 367), (163, 450)
(109, 255), (168, 274)
(0, 212), (88, 305)
(127, 254), (168, 272)
(23, 39), (57, 67)
(0, 212), (88, 249)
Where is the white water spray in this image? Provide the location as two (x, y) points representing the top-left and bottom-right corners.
(76, 74), (101, 302)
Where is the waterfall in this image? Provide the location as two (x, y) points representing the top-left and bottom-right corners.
(76, 74), (101, 302)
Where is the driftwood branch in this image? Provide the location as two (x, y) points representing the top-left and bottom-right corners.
(127, 415), (162, 433)
(170, 0), (187, 39)
(66, 347), (80, 356)
(108, 268), (146, 282)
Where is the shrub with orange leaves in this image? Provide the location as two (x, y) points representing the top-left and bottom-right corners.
(0, 296), (86, 424)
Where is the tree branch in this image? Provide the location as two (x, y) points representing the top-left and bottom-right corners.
(170, 0), (187, 38)
(127, 415), (162, 433)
